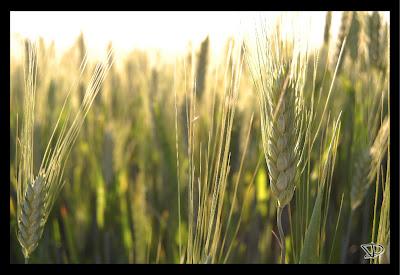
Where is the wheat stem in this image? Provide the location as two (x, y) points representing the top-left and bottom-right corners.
(277, 206), (285, 264)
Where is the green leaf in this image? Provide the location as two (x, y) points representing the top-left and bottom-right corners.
(299, 185), (323, 263)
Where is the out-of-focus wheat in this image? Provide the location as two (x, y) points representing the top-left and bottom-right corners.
(351, 117), (389, 211)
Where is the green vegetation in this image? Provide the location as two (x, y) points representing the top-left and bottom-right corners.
(10, 12), (390, 264)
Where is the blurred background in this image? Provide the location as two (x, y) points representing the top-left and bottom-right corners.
(10, 11), (390, 264)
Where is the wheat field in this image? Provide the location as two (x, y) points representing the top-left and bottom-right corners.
(10, 11), (390, 264)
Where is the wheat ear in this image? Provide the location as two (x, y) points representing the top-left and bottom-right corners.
(16, 40), (114, 263)
(17, 172), (46, 262)
(350, 117), (389, 210)
(247, 18), (309, 264)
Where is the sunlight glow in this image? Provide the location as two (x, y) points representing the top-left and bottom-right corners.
(10, 11), (389, 62)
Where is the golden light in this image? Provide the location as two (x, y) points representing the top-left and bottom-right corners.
(10, 11), (389, 62)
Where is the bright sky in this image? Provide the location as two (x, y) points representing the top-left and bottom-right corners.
(10, 11), (389, 62)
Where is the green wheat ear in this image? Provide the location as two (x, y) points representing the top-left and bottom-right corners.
(265, 63), (299, 208)
(248, 22), (309, 209)
(246, 19), (309, 264)
(351, 117), (389, 211)
(15, 40), (114, 263)
(17, 172), (46, 260)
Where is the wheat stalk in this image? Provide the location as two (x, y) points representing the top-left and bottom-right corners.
(176, 39), (246, 264)
(15, 40), (114, 263)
